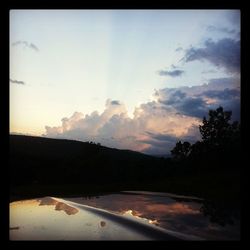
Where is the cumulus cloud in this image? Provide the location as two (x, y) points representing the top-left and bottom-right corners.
(12, 40), (39, 52)
(44, 77), (240, 155)
(10, 78), (25, 85)
(44, 98), (200, 155)
(183, 38), (240, 74)
(158, 69), (185, 77)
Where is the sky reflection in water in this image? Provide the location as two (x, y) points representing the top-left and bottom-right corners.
(10, 192), (240, 240)
(66, 192), (240, 240)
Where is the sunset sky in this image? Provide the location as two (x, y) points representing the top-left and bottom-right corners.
(10, 10), (240, 155)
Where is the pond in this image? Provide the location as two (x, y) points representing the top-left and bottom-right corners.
(9, 191), (240, 240)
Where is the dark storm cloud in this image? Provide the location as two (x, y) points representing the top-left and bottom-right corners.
(110, 100), (121, 105)
(184, 38), (240, 74)
(12, 40), (39, 52)
(158, 69), (185, 77)
(10, 78), (25, 85)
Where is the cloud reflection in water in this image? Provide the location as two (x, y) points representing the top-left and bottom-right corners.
(38, 197), (79, 215)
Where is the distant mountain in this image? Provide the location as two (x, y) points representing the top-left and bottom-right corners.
(10, 135), (168, 186)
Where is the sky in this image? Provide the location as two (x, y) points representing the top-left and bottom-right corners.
(10, 10), (241, 155)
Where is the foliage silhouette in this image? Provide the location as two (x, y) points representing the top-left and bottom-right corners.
(171, 106), (240, 164)
(199, 106), (240, 148)
(171, 141), (191, 160)
(199, 201), (239, 227)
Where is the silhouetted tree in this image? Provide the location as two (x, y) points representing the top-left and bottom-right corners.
(171, 107), (240, 161)
(171, 141), (191, 160)
(189, 141), (207, 159)
(199, 106), (240, 148)
(200, 201), (236, 226)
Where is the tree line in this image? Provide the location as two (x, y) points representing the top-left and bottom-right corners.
(170, 107), (240, 166)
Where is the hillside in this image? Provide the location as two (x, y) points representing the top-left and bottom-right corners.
(10, 135), (240, 204)
(10, 135), (167, 187)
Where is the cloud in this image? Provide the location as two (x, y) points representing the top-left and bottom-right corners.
(226, 10), (240, 26)
(207, 77), (240, 90)
(156, 77), (240, 120)
(201, 88), (240, 100)
(12, 40), (39, 52)
(183, 38), (240, 74)
(44, 77), (240, 155)
(139, 132), (183, 154)
(176, 98), (207, 118)
(206, 25), (237, 34)
(201, 69), (217, 74)
(110, 100), (121, 105)
(158, 91), (207, 118)
(10, 78), (25, 85)
(175, 47), (183, 52)
(199, 88), (240, 121)
(140, 126), (200, 155)
(158, 69), (185, 77)
(29, 43), (39, 52)
(44, 98), (200, 155)
(171, 64), (178, 69)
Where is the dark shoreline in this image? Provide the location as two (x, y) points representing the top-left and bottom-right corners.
(10, 169), (240, 207)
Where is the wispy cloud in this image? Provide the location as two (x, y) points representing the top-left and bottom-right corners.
(206, 25), (237, 34)
(201, 69), (217, 74)
(12, 40), (39, 52)
(158, 69), (185, 77)
(10, 78), (25, 85)
(175, 47), (183, 52)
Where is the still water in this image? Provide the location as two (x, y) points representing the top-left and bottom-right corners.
(10, 191), (240, 240)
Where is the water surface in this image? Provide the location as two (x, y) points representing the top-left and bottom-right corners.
(10, 191), (240, 240)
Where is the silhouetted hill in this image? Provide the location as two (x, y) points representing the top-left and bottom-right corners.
(10, 135), (167, 186)
(10, 135), (240, 204)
